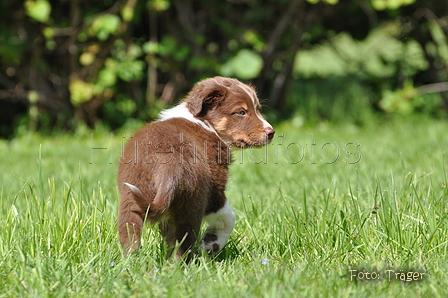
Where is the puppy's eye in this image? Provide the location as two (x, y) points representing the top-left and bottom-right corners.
(235, 110), (246, 116)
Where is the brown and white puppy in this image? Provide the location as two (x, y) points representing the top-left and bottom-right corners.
(118, 76), (274, 261)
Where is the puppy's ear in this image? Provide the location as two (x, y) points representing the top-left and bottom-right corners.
(186, 80), (227, 117)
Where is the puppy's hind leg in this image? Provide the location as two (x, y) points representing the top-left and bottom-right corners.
(160, 213), (203, 263)
(201, 200), (236, 256)
(118, 198), (145, 255)
(118, 183), (149, 255)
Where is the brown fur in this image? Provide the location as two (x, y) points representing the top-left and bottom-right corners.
(117, 77), (274, 261)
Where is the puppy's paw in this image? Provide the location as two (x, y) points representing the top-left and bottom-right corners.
(200, 233), (220, 255)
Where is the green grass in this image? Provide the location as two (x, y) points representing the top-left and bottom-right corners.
(1, 116), (447, 297)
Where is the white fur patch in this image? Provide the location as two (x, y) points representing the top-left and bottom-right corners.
(158, 102), (215, 133)
(240, 84), (257, 109)
(239, 84), (273, 131)
(124, 182), (143, 196)
(201, 200), (236, 254)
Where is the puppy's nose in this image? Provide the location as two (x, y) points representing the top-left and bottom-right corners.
(264, 127), (275, 140)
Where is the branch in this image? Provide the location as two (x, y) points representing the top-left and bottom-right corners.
(0, 89), (28, 103)
(262, 0), (305, 60)
(416, 82), (448, 96)
(0, 73), (16, 90)
(53, 0), (127, 38)
(172, 0), (194, 35)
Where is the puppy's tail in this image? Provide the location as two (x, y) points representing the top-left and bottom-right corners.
(124, 182), (171, 219)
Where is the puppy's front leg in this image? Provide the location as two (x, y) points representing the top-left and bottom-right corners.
(201, 200), (236, 255)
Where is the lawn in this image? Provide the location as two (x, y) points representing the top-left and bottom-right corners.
(1, 116), (447, 297)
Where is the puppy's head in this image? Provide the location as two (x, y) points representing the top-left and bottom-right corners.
(185, 77), (275, 148)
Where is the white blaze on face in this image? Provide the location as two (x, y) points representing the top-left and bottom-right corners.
(239, 83), (273, 131)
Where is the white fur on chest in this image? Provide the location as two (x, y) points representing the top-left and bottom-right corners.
(158, 102), (215, 132)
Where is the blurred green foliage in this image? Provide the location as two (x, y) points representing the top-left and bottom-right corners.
(295, 25), (429, 79)
(292, 20), (448, 119)
(24, 0), (51, 23)
(221, 49), (264, 80)
(372, 0), (416, 10)
(0, 0), (447, 138)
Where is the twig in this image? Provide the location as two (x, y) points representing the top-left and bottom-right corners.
(416, 82), (448, 96)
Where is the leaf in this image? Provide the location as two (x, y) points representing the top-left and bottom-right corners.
(158, 36), (178, 57)
(294, 45), (346, 77)
(402, 40), (429, 76)
(293, 28), (428, 80)
(116, 97), (137, 115)
(24, 0), (51, 23)
(379, 80), (417, 114)
(147, 0), (171, 12)
(243, 30), (265, 52)
(222, 49), (264, 80)
(174, 45), (190, 61)
(97, 67), (117, 88)
(121, 4), (135, 22)
(28, 90), (39, 104)
(91, 14), (121, 41)
(428, 20), (448, 65)
(69, 79), (94, 106)
(42, 27), (54, 39)
(143, 41), (159, 54)
(372, 0), (416, 11)
(127, 43), (143, 59)
(79, 52), (95, 66)
(116, 60), (145, 81)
